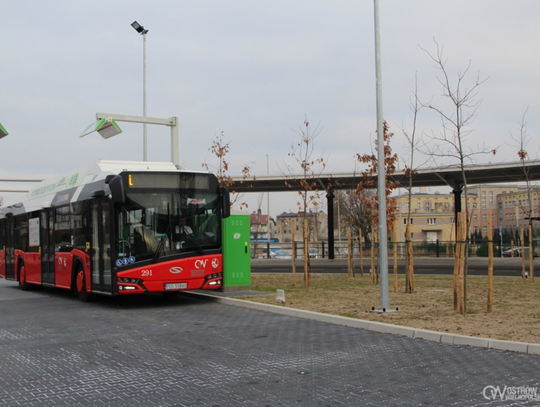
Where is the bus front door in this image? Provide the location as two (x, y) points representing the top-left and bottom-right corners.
(90, 200), (112, 293)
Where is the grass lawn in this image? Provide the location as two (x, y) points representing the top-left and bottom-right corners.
(237, 273), (540, 344)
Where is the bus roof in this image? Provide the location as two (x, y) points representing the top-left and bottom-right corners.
(0, 160), (209, 218)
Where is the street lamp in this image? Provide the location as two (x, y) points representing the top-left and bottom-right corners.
(131, 21), (148, 161)
(0, 122), (8, 139)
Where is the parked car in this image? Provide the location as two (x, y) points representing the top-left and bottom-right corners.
(274, 250), (292, 259)
(502, 247), (539, 257)
(502, 248), (520, 257)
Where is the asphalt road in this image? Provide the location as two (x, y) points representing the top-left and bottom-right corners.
(251, 257), (537, 277)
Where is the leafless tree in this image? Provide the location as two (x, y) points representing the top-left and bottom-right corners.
(281, 116), (330, 287)
(420, 40), (497, 312)
(337, 189), (377, 244)
(400, 73), (427, 293)
(202, 131), (254, 210)
(510, 108), (538, 282)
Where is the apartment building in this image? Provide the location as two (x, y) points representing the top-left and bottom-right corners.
(275, 211), (328, 243)
(390, 184), (525, 242)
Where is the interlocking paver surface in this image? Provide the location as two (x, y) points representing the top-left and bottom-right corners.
(0, 278), (539, 406)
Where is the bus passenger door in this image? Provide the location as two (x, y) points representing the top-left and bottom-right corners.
(90, 200), (112, 292)
(2, 217), (15, 280)
(40, 210), (55, 285)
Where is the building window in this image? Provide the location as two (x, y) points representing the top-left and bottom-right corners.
(427, 218), (436, 225)
(404, 218), (414, 225)
(482, 214), (487, 221)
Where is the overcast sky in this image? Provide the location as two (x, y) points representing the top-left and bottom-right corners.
(2, 0), (540, 216)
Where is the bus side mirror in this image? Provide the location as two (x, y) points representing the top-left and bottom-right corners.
(220, 187), (230, 219)
(107, 175), (125, 204)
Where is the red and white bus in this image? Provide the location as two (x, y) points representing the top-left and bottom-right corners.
(0, 160), (230, 301)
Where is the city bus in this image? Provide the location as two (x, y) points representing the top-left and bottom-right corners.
(0, 160), (230, 301)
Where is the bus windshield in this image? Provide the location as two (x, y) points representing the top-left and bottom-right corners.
(115, 183), (220, 266)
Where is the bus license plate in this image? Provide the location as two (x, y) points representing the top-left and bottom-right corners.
(165, 283), (187, 290)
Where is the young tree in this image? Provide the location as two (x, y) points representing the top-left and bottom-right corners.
(421, 41), (497, 312)
(401, 74), (426, 293)
(510, 108), (537, 282)
(356, 121), (399, 244)
(282, 116), (329, 287)
(356, 121), (399, 284)
(202, 131), (253, 210)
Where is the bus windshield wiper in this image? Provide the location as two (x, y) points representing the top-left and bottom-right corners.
(183, 230), (204, 256)
(153, 224), (172, 262)
(153, 235), (166, 262)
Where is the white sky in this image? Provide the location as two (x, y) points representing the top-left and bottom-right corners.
(2, 0), (540, 217)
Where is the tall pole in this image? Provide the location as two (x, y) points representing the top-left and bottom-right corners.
(374, 0), (389, 311)
(143, 30), (148, 161)
(132, 21), (149, 161)
(267, 155), (270, 244)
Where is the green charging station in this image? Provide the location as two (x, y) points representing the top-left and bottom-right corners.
(222, 211), (251, 291)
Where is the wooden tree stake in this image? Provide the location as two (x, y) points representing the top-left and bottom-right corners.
(359, 229), (364, 277)
(521, 227), (526, 283)
(529, 224), (534, 283)
(347, 228), (354, 278)
(292, 219), (296, 287)
(393, 228), (398, 293)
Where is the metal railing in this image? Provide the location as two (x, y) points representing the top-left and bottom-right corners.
(250, 239), (539, 259)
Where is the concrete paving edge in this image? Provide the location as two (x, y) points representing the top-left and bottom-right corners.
(187, 292), (540, 356)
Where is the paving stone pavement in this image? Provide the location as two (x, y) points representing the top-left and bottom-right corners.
(0, 278), (539, 407)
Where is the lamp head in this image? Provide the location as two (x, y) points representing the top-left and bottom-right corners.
(0, 122), (8, 139)
(131, 21), (148, 34)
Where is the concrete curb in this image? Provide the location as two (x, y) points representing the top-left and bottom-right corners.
(187, 291), (540, 355)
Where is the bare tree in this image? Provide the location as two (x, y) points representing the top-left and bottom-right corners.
(337, 189), (377, 243)
(421, 40), (497, 312)
(510, 108), (537, 282)
(400, 74), (426, 293)
(202, 131), (253, 210)
(281, 116), (329, 287)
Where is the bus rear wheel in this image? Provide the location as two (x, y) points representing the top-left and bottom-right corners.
(75, 266), (92, 302)
(18, 263), (30, 291)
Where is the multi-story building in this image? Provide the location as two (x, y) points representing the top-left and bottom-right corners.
(498, 188), (540, 232)
(391, 191), (457, 243)
(275, 211), (328, 243)
(467, 184), (520, 235)
(249, 209), (275, 241)
(390, 185), (529, 243)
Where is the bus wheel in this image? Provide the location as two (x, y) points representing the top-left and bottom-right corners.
(75, 266), (92, 302)
(18, 263), (30, 291)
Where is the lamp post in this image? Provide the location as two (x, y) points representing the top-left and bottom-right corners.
(373, 0), (391, 312)
(266, 155), (270, 245)
(131, 21), (148, 161)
